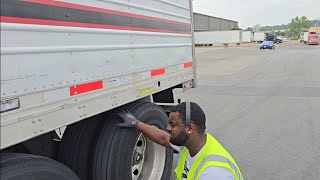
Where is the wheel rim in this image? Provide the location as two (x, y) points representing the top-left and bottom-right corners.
(132, 126), (166, 180)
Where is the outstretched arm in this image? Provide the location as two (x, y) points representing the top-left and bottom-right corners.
(117, 110), (172, 148)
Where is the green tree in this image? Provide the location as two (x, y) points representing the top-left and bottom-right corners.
(300, 16), (311, 31)
(288, 16), (310, 38)
(284, 30), (289, 37)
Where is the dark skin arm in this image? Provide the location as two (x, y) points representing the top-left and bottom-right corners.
(117, 110), (172, 149)
(136, 121), (172, 149)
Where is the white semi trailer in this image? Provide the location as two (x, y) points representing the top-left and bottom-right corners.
(253, 32), (265, 43)
(300, 32), (309, 43)
(194, 30), (242, 46)
(0, 0), (196, 179)
(242, 31), (253, 43)
(303, 32), (310, 43)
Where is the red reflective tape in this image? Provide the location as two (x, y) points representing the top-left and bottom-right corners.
(184, 62), (193, 68)
(70, 80), (103, 96)
(0, 17), (191, 35)
(21, 0), (192, 26)
(151, 68), (166, 77)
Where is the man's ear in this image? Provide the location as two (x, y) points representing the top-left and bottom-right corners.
(186, 124), (196, 134)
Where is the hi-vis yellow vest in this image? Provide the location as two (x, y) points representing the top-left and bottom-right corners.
(174, 133), (243, 180)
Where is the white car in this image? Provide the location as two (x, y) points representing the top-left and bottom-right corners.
(277, 36), (288, 42)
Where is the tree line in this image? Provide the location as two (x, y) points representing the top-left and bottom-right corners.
(245, 17), (319, 38)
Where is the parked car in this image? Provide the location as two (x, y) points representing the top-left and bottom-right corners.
(260, 41), (275, 50)
(274, 38), (283, 44)
(276, 36), (285, 41)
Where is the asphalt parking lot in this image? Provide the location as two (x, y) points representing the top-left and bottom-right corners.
(173, 41), (320, 179)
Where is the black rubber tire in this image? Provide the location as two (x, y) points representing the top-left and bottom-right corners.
(57, 116), (104, 180)
(0, 153), (79, 180)
(92, 102), (173, 180)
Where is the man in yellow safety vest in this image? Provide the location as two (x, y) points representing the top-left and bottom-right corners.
(117, 101), (243, 180)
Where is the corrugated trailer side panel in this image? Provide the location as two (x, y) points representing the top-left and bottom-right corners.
(0, 0), (194, 149)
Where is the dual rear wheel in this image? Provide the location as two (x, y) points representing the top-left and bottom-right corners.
(1, 102), (172, 180)
(59, 102), (173, 180)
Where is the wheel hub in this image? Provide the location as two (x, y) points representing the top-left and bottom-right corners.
(133, 152), (143, 165)
(131, 127), (166, 180)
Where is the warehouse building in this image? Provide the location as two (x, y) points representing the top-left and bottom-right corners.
(193, 12), (239, 32)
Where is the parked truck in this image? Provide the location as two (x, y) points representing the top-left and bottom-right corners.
(300, 32), (318, 45)
(194, 30), (242, 46)
(306, 32), (318, 45)
(252, 32), (265, 43)
(0, 0), (196, 179)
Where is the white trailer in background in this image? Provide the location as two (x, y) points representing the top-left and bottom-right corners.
(303, 32), (310, 43)
(300, 32), (310, 43)
(242, 31), (253, 43)
(253, 32), (266, 43)
(0, 0), (195, 179)
(195, 30), (242, 46)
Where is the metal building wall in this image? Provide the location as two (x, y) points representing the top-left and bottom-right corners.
(220, 19), (230, 31)
(229, 21), (238, 30)
(193, 12), (238, 32)
(209, 18), (221, 31)
(193, 13), (209, 31)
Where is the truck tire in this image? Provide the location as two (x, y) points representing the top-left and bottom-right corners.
(92, 102), (173, 180)
(57, 116), (103, 180)
(0, 153), (79, 180)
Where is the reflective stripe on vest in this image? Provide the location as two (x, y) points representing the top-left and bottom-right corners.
(193, 155), (243, 180)
(174, 133), (243, 180)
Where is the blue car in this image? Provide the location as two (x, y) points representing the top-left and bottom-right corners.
(260, 41), (275, 50)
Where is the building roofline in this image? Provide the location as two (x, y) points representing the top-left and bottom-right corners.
(193, 12), (238, 23)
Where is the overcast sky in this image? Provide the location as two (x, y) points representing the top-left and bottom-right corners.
(193, 0), (320, 28)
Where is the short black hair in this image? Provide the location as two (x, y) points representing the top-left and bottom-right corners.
(171, 102), (206, 134)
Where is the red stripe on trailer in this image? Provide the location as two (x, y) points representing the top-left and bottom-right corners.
(0, 17), (190, 34)
(70, 80), (103, 96)
(184, 62), (193, 68)
(151, 68), (166, 77)
(21, 0), (192, 26)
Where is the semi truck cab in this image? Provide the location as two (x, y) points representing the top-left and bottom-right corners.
(307, 33), (318, 45)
